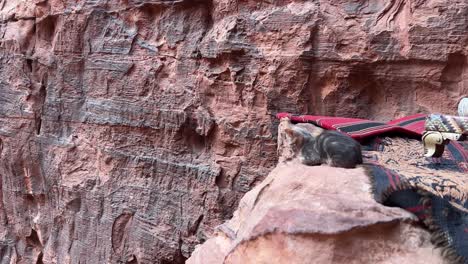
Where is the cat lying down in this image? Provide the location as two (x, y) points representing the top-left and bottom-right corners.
(278, 117), (363, 168)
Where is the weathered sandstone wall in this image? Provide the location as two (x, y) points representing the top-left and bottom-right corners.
(0, 0), (466, 263)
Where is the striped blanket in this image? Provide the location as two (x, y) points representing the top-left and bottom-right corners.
(276, 112), (426, 140)
(276, 113), (468, 263)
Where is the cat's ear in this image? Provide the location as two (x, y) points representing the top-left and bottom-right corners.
(309, 126), (323, 137)
(284, 127), (297, 137)
(284, 127), (303, 143)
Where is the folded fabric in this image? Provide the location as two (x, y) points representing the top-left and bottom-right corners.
(363, 138), (467, 264)
(276, 112), (426, 140)
(425, 114), (468, 134)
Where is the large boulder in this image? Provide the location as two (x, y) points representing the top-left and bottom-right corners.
(187, 163), (448, 264)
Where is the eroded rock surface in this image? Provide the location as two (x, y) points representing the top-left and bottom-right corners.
(0, 0), (466, 263)
(187, 164), (448, 264)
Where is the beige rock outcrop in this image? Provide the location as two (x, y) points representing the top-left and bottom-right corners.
(187, 163), (447, 264)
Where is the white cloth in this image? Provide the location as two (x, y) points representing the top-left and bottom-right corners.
(458, 97), (468, 117)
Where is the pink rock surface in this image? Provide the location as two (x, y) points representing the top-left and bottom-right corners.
(0, 0), (466, 263)
(187, 163), (448, 264)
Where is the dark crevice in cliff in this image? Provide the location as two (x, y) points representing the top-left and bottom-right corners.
(35, 115), (42, 135)
(126, 254), (138, 264)
(215, 169), (230, 189)
(67, 221), (76, 254)
(160, 238), (187, 264)
(35, 75), (47, 136)
(35, 0), (49, 7)
(29, 20), (37, 55)
(26, 58), (33, 73)
(26, 229), (42, 248)
(36, 15), (57, 43)
(36, 252), (44, 264)
(134, 0), (185, 9)
(189, 0), (217, 59)
(188, 214), (204, 236)
(198, 0), (214, 38)
(217, 194), (236, 220)
(0, 247), (7, 263)
(65, 198), (82, 213)
(178, 237), (188, 264)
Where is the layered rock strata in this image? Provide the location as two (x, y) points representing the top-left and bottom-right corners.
(0, 0), (466, 263)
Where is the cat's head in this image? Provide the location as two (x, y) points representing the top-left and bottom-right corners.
(278, 118), (320, 162)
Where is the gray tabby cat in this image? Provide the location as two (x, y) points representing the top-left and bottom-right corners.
(281, 118), (363, 168)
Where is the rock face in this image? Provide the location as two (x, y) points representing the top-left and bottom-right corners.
(187, 164), (448, 264)
(0, 0), (466, 263)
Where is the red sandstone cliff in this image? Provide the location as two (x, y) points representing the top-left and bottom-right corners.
(0, 0), (466, 263)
